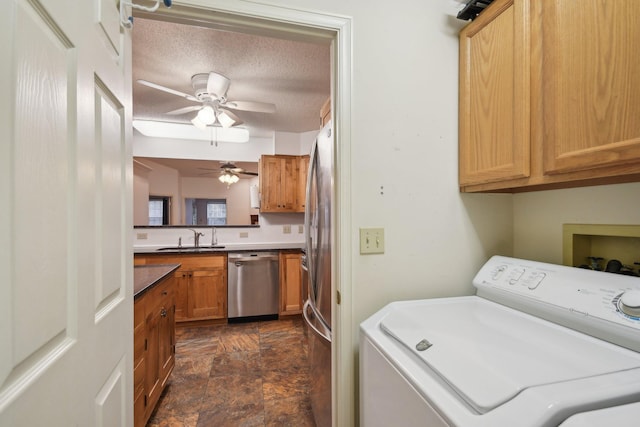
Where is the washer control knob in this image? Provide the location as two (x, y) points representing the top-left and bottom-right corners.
(619, 290), (640, 318)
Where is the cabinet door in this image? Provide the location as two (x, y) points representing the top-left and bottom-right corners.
(260, 155), (282, 211)
(174, 271), (189, 322)
(259, 155), (299, 212)
(280, 156), (298, 210)
(188, 269), (227, 320)
(459, 0), (531, 186)
(280, 252), (303, 315)
(133, 299), (146, 427)
(540, 0), (640, 174)
(158, 291), (175, 387)
(297, 155), (310, 213)
(144, 302), (161, 419)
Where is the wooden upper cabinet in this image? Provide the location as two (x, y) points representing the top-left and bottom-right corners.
(539, 0), (640, 175)
(298, 155), (310, 212)
(459, 0), (531, 187)
(459, 0), (640, 192)
(260, 154), (308, 213)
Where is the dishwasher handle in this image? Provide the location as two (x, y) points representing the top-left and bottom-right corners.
(229, 253), (279, 264)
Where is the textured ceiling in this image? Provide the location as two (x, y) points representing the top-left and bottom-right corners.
(132, 17), (331, 138)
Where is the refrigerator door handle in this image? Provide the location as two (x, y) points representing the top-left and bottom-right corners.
(303, 300), (331, 343)
(304, 138), (318, 295)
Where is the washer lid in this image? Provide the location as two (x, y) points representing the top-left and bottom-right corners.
(379, 298), (640, 414)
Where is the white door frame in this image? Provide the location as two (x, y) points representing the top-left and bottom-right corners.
(135, 1), (354, 425)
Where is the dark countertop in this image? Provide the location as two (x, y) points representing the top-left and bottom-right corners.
(134, 264), (180, 299)
(134, 242), (304, 254)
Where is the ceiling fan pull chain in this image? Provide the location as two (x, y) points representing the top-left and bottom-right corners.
(210, 127), (218, 147)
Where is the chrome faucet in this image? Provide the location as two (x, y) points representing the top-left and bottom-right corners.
(211, 227), (217, 246)
(188, 229), (204, 247)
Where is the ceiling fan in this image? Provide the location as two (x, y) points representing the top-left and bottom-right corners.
(137, 72), (276, 130)
(198, 161), (258, 187)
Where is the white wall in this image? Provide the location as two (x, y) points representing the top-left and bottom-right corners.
(513, 182), (640, 263)
(300, 129), (316, 156)
(133, 162), (151, 225)
(273, 131), (301, 154)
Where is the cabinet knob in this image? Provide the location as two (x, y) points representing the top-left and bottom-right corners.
(160, 308), (167, 318)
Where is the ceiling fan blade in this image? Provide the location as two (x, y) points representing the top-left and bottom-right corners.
(218, 161), (259, 176)
(137, 79), (199, 102)
(207, 72), (231, 98)
(166, 105), (202, 115)
(224, 100), (276, 114)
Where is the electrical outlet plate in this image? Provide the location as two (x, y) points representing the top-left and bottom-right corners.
(283, 224), (291, 234)
(360, 227), (385, 254)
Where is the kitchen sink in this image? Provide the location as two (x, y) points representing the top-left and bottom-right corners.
(156, 245), (225, 252)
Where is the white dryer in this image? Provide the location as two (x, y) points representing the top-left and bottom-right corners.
(360, 256), (640, 426)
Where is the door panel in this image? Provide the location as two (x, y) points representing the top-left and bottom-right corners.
(1, 0), (132, 424)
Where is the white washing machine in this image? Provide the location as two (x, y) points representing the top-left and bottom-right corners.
(360, 256), (640, 427)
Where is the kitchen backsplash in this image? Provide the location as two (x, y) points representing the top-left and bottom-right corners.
(133, 213), (304, 248)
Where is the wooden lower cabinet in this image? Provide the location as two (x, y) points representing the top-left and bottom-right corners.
(135, 253), (227, 322)
(134, 275), (175, 427)
(279, 251), (303, 315)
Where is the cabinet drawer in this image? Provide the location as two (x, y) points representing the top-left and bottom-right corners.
(137, 253), (226, 271)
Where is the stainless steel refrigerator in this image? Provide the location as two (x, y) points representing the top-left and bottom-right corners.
(302, 120), (332, 427)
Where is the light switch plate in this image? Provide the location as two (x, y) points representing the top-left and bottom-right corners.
(360, 227), (385, 254)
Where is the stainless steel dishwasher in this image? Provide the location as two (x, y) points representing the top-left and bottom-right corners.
(227, 252), (279, 321)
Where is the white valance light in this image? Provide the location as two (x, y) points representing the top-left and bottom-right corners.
(133, 120), (250, 143)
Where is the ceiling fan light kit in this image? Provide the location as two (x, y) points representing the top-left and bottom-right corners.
(219, 172), (240, 187)
(190, 116), (207, 130)
(196, 105), (216, 125)
(217, 110), (238, 128)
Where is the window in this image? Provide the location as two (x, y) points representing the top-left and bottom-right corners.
(149, 196), (170, 225)
(185, 198), (227, 225)
(207, 200), (227, 225)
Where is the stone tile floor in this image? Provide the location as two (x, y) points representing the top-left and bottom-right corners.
(147, 316), (315, 427)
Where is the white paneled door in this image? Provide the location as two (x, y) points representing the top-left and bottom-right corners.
(1, 0), (132, 425)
